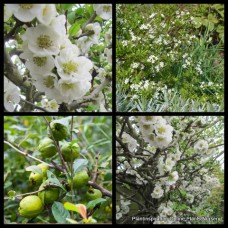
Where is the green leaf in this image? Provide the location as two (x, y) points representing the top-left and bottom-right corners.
(47, 170), (66, 192)
(208, 14), (218, 24)
(25, 165), (42, 175)
(61, 4), (75, 11)
(52, 201), (70, 224)
(64, 203), (87, 219)
(18, 134), (38, 147)
(67, 11), (76, 24)
(69, 23), (80, 36)
(86, 198), (106, 210)
(73, 159), (88, 173)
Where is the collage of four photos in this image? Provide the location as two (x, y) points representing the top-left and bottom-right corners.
(3, 3), (224, 225)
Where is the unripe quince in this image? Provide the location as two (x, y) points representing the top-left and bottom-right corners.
(18, 195), (44, 218)
(29, 163), (49, 186)
(49, 121), (68, 141)
(38, 137), (57, 158)
(85, 189), (102, 201)
(70, 170), (89, 189)
(61, 142), (80, 162)
(38, 181), (59, 204)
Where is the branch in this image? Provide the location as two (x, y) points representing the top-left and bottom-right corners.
(4, 183), (61, 200)
(4, 19), (24, 41)
(87, 154), (112, 197)
(4, 140), (54, 168)
(4, 45), (31, 91)
(69, 76), (111, 111)
(20, 98), (49, 112)
(43, 117), (69, 175)
(88, 181), (112, 197)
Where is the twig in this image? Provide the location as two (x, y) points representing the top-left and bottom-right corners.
(88, 181), (112, 197)
(43, 117), (70, 176)
(4, 184), (61, 200)
(92, 154), (100, 183)
(70, 116), (74, 141)
(4, 19), (24, 42)
(20, 98), (49, 112)
(81, 12), (97, 32)
(4, 140), (54, 168)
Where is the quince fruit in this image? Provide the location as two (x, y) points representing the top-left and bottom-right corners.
(38, 181), (59, 204)
(49, 121), (68, 141)
(86, 189), (102, 201)
(18, 195), (44, 218)
(38, 137), (57, 158)
(61, 142), (80, 162)
(29, 163), (49, 186)
(69, 170), (89, 189)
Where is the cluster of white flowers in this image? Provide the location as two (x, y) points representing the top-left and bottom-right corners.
(4, 77), (21, 112)
(5, 4), (112, 111)
(116, 196), (131, 220)
(194, 139), (209, 154)
(151, 184), (164, 199)
(137, 116), (174, 149)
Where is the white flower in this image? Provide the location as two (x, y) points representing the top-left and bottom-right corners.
(149, 13), (156, 19)
(155, 135), (173, 149)
(22, 53), (55, 75)
(37, 4), (57, 26)
(4, 78), (20, 112)
(23, 24), (61, 56)
(93, 4), (112, 20)
(194, 139), (209, 153)
(165, 157), (176, 172)
(116, 212), (122, 220)
(124, 78), (129, 84)
(55, 46), (92, 80)
(32, 72), (58, 94)
(151, 184), (164, 199)
(154, 122), (173, 137)
(50, 14), (66, 33)
(57, 78), (91, 103)
(41, 99), (59, 112)
(6, 4), (44, 22)
(85, 22), (101, 36)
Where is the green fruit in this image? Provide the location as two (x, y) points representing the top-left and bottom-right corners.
(49, 121), (68, 141)
(38, 137), (57, 158)
(72, 170), (89, 189)
(85, 189), (102, 201)
(61, 142), (80, 162)
(18, 195), (44, 218)
(38, 181), (59, 204)
(29, 163), (49, 186)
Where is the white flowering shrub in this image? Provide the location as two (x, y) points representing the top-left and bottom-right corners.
(116, 116), (224, 224)
(116, 4), (224, 112)
(4, 4), (112, 112)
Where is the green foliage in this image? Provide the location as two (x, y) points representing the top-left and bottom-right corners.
(116, 4), (224, 112)
(4, 116), (112, 224)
